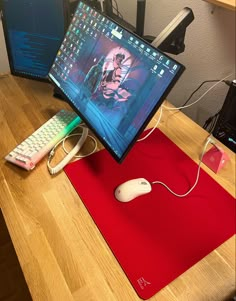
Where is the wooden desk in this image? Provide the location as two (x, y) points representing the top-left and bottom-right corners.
(203, 0), (236, 10)
(0, 74), (235, 301)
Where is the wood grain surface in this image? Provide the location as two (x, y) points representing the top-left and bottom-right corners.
(0, 74), (235, 301)
(203, 0), (236, 10)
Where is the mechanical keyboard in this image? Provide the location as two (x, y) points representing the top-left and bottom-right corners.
(5, 110), (81, 171)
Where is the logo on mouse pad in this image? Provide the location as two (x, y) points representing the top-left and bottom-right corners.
(137, 277), (151, 290)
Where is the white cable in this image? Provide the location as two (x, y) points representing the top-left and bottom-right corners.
(163, 73), (233, 111)
(151, 135), (213, 197)
(47, 126), (90, 174)
(62, 132), (97, 158)
(137, 74), (232, 196)
(138, 106), (163, 142)
(137, 73), (232, 143)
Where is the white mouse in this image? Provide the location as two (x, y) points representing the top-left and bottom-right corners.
(114, 178), (152, 202)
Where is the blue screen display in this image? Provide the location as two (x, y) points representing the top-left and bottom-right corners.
(2, 0), (66, 79)
(49, 2), (185, 162)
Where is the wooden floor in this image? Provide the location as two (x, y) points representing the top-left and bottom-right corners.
(0, 210), (32, 301)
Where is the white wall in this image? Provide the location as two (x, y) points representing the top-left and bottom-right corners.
(0, 19), (9, 72)
(0, 1), (235, 126)
(115, 0), (236, 126)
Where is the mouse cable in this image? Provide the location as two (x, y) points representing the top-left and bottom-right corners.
(162, 73), (233, 111)
(179, 79), (231, 108)
(151, 135), (214, 197)
(137, 73), (232, 142)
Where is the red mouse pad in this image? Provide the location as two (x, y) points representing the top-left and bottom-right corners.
(64, 129), (235, 299)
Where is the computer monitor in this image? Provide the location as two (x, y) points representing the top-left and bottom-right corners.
(1, 0), (70, 81)
(48, 1), (185, 163)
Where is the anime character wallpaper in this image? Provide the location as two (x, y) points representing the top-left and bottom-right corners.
(49, 12), (178, 159)
(85, 47), (135, 109)
(69, 40), (151, 157)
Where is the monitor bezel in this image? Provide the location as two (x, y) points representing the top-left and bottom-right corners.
(48, 1), (185, 163)
(1, 0), (71, 82)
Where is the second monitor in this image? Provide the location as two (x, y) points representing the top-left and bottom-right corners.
(1, 0), (71, 81)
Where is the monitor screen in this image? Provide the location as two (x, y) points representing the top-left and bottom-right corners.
(1, 0), (69, 80)
(48, 1), (185, 162)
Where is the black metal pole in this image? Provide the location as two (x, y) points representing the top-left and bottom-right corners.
(136, 0), (146, 38)
(104, 0), (113, 17)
